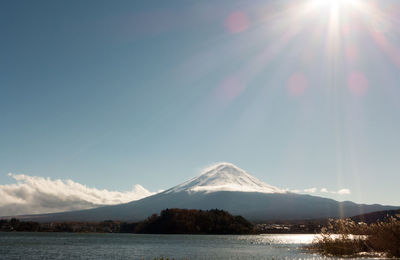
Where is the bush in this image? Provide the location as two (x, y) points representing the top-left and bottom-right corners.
(310, 218), (400, 257)
(367, 218), (400, 257)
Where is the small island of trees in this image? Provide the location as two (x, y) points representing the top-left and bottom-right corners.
(134, 208), (255, 234)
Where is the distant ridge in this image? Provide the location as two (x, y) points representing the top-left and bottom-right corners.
(351, 208), (400, 224)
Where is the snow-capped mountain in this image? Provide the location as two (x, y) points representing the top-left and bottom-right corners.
(165, 163), (283, 194)
(10, 163), (399, 222)
(131, 184), (154, 198)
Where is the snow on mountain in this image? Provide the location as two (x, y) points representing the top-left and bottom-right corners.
(131, 184), (154, 198)
(165, 162), (284, 194)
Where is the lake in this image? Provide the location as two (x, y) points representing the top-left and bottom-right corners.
(0, 232), (376, 259)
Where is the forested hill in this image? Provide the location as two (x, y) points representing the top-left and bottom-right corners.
(134, 208), (255, 234)
(351, 208), (400, 224)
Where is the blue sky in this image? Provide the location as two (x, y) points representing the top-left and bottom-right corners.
(1, 0), (400, 207)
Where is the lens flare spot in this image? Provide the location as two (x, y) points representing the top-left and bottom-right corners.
(348, 72), (369, 95)
(342, 24), (351, 36)
(287, 73), (308, 96)
(389, 3), (400, 19)
(216, 77), (245, 102)
(225, 11), (249, 33)
(342, 17), (363, 37)
(345, 45), (359, 63)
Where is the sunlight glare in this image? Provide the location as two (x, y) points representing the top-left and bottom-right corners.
(311, 0), (361, 9)
(307, 0), (364, 16)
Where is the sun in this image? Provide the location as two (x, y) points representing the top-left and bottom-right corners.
(302, 0), (366, 37)
(297, 0), (367, 26)
(309, 0), (363, 10)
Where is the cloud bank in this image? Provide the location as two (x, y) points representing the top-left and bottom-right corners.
(288, 187), (351, 195)
(0, 173), (154, 216)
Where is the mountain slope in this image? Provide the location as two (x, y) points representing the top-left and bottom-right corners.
(21, 190), (397, 222)
(11, 163), (399, 222)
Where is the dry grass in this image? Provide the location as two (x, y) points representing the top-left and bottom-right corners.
(367, 219), (400, 257)
(310, 217), (400, 258)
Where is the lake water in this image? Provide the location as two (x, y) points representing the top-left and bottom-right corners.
(0, 232), (377, 259)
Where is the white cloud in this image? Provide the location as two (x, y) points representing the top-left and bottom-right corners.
(304, 187), (317, 193)
(337, 188), (351, 195)
(0, 173), (155, 216)
(287, 187), (351, 196)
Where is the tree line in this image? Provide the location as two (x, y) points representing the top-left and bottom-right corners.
(0, 208), (255, 234)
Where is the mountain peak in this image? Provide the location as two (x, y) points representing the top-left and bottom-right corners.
(165, 162), (284, 194)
